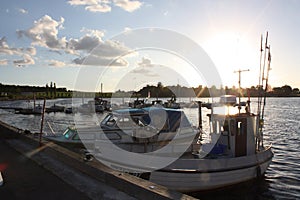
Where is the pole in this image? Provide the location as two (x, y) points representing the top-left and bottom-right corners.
(234, 69), (250, 114)
(197, 101), (202, 129)
(39, 98), (46, 147)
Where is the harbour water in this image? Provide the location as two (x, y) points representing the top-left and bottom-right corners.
(0, 97), (299, 199)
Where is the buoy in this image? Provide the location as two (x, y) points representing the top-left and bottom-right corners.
(0, 171), (3, 186)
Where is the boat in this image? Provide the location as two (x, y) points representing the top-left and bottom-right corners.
(64, 107), (76, 114)
(46, 106), (200, 157)
(45, 107), (200, 155)
(128, 96), (181, 109)
(44, 126), (82, 147)
(147, 99), (273, 192)
(15, 104), (43, 115)
(45, 104), (65, 113)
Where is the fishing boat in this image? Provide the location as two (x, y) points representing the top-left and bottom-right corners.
(147, 98), (273, 192)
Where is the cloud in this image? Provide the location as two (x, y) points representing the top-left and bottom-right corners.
(131, 67), (158, 77)
(48, 59), (66, 67)
(13, 54), (35, 66)
(18, 8), (28, 14)
(73, 55), (128, 66)
(138, 57), (153, 67)
(67, 0), (142, 13)
(68, 29), (104, 52)
(113, 0), (142, 12)
(85, 4), (111, 12)
(0, 59), (8, 65)
(26, 47), (36, 55)
(90, 40), (130, 57)
(71, 38), (132, 66)
(0, 37), (36, 66)
(0, 37), (36, 55)
(17, 15), (66, 50)
(16, 15), (133, 67)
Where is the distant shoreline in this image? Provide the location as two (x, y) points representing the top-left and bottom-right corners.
(0, 95), (299, 102)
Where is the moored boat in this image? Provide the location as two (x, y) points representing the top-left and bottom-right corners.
(148, 100), (273, 192)
(45, 107), (200, 155)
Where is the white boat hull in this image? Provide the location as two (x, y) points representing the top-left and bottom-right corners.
(149, 146), (273, 192)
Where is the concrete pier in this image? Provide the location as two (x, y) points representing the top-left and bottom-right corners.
(0, 120), (197, 200)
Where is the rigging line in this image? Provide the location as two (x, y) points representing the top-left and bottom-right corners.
(261, 46), (271, 122)
(257, 34), (264, 116)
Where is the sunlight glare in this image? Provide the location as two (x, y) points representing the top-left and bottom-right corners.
(203, 31), (259, 87)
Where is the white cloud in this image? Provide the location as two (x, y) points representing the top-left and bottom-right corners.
(18, 8), (28, 14)
(0, 37), (36, 66)
(85, 4), (111, 12)
(90, 40), (130, 57)
(138, 57), (153, 67)
(17, 15), (66, 50)
(67, 0), (142, 12)
(26, 47), (36, 55)
(13, 54), (35, 66)
(131, 67), (158, 77)
(16, 15), (134, 67)
(113, 0), (142, 12)
(0, 59), (8, 65)
(68, 29), (104, 52)
(48, 59), (66, 67)
(123, 27), (132, 33)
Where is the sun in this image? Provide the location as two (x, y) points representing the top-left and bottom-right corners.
(202, 31), (259, 88)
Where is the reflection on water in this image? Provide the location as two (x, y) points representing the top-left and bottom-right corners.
(0, 97), (299, 199)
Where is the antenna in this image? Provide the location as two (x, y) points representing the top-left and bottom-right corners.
(234, 69), (250, 114)
(257, 31), (271, 149)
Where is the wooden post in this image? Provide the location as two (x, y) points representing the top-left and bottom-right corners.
(39, 98), (46, 147)
(197, 101), (202, 129)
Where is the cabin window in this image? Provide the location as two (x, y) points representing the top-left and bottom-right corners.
(63, 129), (74, 139)
(237, 121), (243, 135)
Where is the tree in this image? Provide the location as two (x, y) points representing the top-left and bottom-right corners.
(54, 82), (56, 98)
(292, 88), (299, 94)
(281, 85), (292, 96)
(46, 83), (49, 98)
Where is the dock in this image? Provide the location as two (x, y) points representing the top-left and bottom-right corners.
(0, 120), (196, 200)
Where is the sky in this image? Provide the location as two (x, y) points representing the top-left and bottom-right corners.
(0, 0), (299, 92)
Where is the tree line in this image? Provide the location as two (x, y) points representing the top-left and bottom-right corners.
(0, 82), (299, 100)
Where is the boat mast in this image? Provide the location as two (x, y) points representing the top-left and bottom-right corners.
(234, 69), (249, 114)
(257, 32), (271, 149)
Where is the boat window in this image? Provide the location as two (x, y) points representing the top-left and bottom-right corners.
(63, 129), (74, 139)
(116, 116), (131, 127)
(101, 114), (113, 125)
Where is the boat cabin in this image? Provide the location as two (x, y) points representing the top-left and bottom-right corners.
(202, 97), (257, 158)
